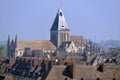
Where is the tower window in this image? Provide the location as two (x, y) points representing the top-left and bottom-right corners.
(62, 25), (64, 27)
(60, 12), (62, 16)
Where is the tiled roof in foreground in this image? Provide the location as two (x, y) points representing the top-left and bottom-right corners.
(46, 65), (120, 80)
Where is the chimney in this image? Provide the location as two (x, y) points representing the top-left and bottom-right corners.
(97, 63), (104, 72)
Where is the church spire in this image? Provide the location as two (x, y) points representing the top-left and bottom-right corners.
(15, 34), (17, 47)
(7, 35), (10, 47)
(50, 8), (69, 31)
(50, 8), (70, 48)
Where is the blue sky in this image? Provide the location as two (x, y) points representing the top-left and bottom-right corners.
(0, 0), (120, 42)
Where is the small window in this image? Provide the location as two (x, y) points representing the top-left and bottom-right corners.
(60, 12), (62, 16)
(113, 78), (116, 80)
(62, 25), (64, 27)
(64, 78), (67, 80)
(81, 78), (84, 80)
(96, 78), (100, 80)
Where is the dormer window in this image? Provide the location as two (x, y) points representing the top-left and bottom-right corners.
(60, 12), (62, 16)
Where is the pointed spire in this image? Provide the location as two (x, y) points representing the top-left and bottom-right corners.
(11, 39), (14, 44)
(50, 8), (69, 31)
(15, 34), (17, 47)
(7, 35), (10, 46)
(15, 35), (17, 44)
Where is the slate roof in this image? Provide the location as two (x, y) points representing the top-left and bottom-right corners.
(17, 40), (56, 50)
(46, 65), (120, 80)
(91, 55), (103, 66)
(59, 41), (72, 49)
(50, 8), (69, 31)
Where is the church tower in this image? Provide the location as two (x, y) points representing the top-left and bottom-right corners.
(15, 34), (17, 47)
(50, 8), (70, 48)
(7, 35), (17, 58)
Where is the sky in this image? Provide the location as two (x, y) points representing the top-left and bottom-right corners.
(0, 0), (120, 42)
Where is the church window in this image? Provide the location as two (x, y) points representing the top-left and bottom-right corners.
(63, 33), (65, 41)
(62, 32), (64, 41)
(60, 12), (62, 16)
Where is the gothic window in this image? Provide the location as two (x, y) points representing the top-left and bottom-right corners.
(66, 33), (67, 41)
(64, 33), (66, 41)
(62, 32), (64, 41)
(63, 33), (65, 41)
(61, 32), (63, 42)
(67, 33), (69, 41)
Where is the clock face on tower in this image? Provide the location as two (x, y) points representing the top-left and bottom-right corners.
(59, 12), (62, 16)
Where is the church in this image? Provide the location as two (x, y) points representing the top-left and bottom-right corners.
(7, 8), (86, 58)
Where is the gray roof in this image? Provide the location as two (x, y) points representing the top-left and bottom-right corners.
(17, 40), (56, 50)
(59, 41), (72, 49)
(91, 55), (103, 66)
(50, 8), (69, 31)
